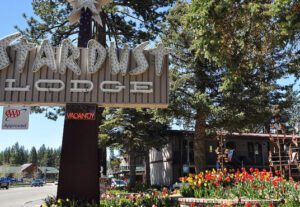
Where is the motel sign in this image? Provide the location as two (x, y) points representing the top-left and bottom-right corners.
(0, 33), (170, 108)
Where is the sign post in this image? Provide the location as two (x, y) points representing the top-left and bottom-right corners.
(57, 6), (100, 203)
(58, 104), (102, 202)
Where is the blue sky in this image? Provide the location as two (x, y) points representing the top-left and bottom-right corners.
(0, 1), (64, 151)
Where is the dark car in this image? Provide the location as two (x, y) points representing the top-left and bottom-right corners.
(31, 179), (44, 187)
(0, 178), (10, 189)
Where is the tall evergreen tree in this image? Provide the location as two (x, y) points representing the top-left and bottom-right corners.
(29, 147), (38, 165)
(3, 148), (11, 164)
(161, 0), (300, 172)
(38, 144), (47, 166)
(100, 108), (168, 188)
(17, 0), (175, 46)
(0, 152), (3, 165)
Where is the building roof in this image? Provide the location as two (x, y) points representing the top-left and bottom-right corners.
(20, 163), (34, 172)
(167, 130), (194, 136)
(0, 166), (21, 174)
(167, 130), (300, 140)
(38, 167), (59, 174)
(227, 133), (300, 140)
(0, 165), (59, 175)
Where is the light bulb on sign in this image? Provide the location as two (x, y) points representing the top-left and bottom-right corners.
(0, 33), (22, 70)
(148, 43), (171, 76)
(11, 38), (36, 73)
(59, 39), (81, 76)
(32, 39), (57, 73)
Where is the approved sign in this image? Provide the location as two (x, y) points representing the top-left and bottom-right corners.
(2, 106), (30, 130)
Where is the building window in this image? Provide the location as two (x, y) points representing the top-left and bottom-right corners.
(189, 141), (194, 164)
(248, 142), (262, 164)
(248, 142), (254, 159)
(209, 145), (213, 153)
(226, 141), (236, 150)
(182, 139), (194, 165)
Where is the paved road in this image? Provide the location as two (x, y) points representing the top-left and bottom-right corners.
(0, 185), (57, 207)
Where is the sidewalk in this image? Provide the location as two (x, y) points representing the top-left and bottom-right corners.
(23, 199), (43, 207)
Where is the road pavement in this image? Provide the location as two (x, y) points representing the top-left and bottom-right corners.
(0, 185), (57, 207)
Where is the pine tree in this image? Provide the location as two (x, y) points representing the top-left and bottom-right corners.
(100, 108), (168, 188)
(3, 148), (11, 164)
(161, 1), (300, 172)
(0, 152), (3, 165)
(29, 147), (38, 165)
(38, 144), (47, 166)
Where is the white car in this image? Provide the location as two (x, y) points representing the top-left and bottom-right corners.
(111, 179), (127, 188)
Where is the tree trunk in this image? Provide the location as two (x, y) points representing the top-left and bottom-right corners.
(96, 12), (106, 46)
(143, 150), (151, 187)
(194, 110), (206, 173)
(78, 8), (92, 48)
(128, 141), (136, 190)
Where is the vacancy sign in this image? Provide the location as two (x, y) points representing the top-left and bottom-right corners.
(2, 106), (30, 130)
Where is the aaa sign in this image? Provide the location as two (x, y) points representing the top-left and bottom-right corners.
(0, 33), (169, 108)
(2, 106), (30, 130)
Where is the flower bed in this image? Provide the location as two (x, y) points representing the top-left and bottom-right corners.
(178, 168), (300, 206)
(41, 189), (179, 207)
(100, 190), (179, 207)
(177, 197), (282, 207)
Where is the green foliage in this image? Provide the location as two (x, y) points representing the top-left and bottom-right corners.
(179, 183), (194, 198)
(159, 0), (300, 172)
(100, 108), (168, 150)
(100, 108), (169, 188)
(6, 143), (28, 165)
(29, 147), (38, 165)
(185, 0), (300, 72)
(17, 0), (176, 46)
(0, 143), (60, 167)
(161, 0), (300, 132)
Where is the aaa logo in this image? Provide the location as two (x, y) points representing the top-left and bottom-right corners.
(5, 109), (27, 120)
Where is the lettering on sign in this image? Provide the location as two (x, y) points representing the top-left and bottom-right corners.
(66, 112), (95, 121)
(65, 104), (97, 121)
(0, 33), (170, 108)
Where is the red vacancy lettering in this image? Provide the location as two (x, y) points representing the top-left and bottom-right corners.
(67, 112), (95, 120)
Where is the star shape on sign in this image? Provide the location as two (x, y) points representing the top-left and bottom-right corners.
(0, 33), (22, 70)
(67, 0), (111, 26)
(149, 43), (172, 76)
(11, 38), (36, 73)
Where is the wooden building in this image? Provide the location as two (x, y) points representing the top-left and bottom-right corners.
(150, 131), (277, 186)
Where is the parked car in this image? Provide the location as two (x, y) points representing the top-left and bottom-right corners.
(54, 180), (58, 185)
(0, 178), (10, 189)
(170, 181), (184, 191)
(111, 179), (127, 188)
(31, 179), (44, 187)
